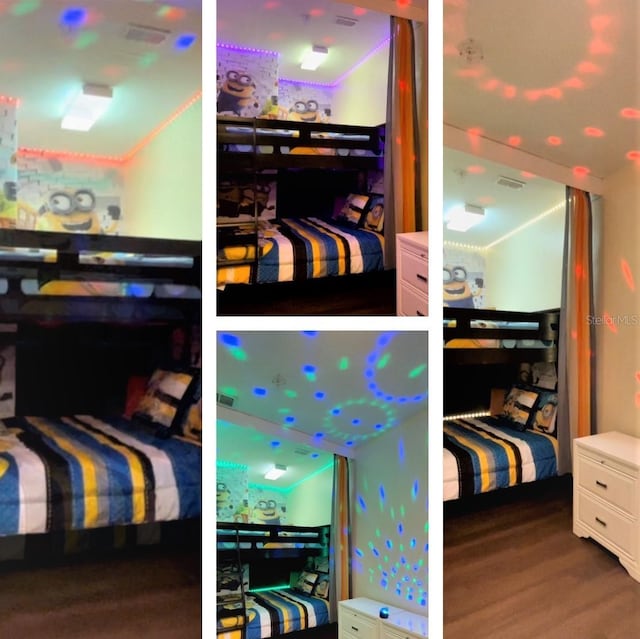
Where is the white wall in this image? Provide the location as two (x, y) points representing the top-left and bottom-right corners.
(122, 99), (201, 240)
(351, 410), (428, 615)
(597, 162), (640, 436)
(485, 206), (565, 311)
(287, 463), (334, 526)
(332, 42), (389, 126)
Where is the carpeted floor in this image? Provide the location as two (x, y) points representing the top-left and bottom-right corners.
(0, 545), (201, 638)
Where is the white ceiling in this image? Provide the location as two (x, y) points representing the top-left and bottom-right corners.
(216, 331), (428, 488)
(0, 0), (201, 157)
(443, 147), (566, 245)
(216, 0), (420, 85)
(444, 0), (640, 181)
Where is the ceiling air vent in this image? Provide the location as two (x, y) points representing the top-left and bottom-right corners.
(294, 447), (311, 456)
(496, 175), (526, 190)
(216, 393), (235, 408)
(335, 15), (358, 27)
(124, 23), (172, 45)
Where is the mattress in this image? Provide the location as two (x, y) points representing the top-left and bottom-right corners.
(0, 415), (201, 535)
(218, 588), (330, 639)
(218, 217), (384, 287)
(443, 416), (558, 501)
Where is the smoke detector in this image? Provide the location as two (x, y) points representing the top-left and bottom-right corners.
(458, 38), (483, 64)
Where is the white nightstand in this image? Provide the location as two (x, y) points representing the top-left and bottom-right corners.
(573, 431), (640, 581)
(338, 598), (387, 639)
(382, 610), (428, 639)
(396, 231), (428, 317)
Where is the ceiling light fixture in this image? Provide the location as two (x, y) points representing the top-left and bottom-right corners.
(61, 83), (113, 132)
(264, 464), (287, 480)
(301, 45), (329, 71)
(445, 203), (485, 232)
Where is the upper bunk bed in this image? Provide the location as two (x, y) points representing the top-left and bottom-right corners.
(444, 307), (560, 366)
(0, 228), (202, 324)
(217, 116), (385, 171)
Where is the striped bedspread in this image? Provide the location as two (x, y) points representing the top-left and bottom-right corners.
(218, 217), (384, 287)
(0, 415), (201, 535)
(218, 588), (330, 639)
(443, 417), (558, 501)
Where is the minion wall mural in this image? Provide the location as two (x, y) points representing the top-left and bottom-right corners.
(443, 246), (486, 308)
(217, 45), (279, 118)
(216, 463), (250, 523)
(249, 486), (287, 525)
(0, 102), (18, 229)
(279, 80), (332, 123)
(17, 155), (123, 234)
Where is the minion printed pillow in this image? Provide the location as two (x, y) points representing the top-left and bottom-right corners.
(500, 384), (540, 431)
(530, 390), (558, 436)
(133, 368), (196, 435)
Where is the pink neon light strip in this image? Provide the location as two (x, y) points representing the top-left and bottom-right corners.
(16, 91), (202, 165)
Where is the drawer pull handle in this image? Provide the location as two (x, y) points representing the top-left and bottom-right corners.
(351, 627), (359, 632)
(595, 480), (608, 489)
(416, 274), (427, 283)
(595, 517), (607, 527)
(416, 310), (425, 316)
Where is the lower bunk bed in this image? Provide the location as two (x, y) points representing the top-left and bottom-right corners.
(218, 588), (330, 639)
(0, 414), (201, 539)
(443, 415), (558, 501)
(217, 217), (384, 288)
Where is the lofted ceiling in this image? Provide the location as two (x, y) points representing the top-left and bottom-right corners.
(215, 0), (421, 85)
(444, 0), (640, 181)
(0, 0), (201, 158)
(443, 147), (566, 246)
(217, 331), (428, 488)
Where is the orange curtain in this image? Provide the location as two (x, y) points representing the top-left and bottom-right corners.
(557, 186), (596, 473)
(384, 17), (425, 268)
(329, 454), (351, 622)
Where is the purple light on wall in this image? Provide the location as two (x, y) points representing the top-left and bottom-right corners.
(217, 42), (279, 57)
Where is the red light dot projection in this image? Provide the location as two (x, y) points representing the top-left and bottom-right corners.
(573, 166), (591, 177)
(507, 135), (522, 147)
(621, 259), (635, 291)
(309, 8), (324, 17)
(584, 127), (604, 137)
(621, 108), (640, 119)
(353, 7), (367, 16)
(477, 195), (495, 205)
(575, 263), (585, 280)
(626, 151), (640, 161)
(264, 1), (281, 8)
(503, 85), (517, 99)
(521, 171), (536, 179)
(547, 136), (563, 146)
(466, 165), (486, 174)
(571, 329), (578, 340)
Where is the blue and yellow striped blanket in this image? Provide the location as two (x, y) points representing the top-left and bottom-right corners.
(443, 417), (558, 501)
(0, 415), (201, 535)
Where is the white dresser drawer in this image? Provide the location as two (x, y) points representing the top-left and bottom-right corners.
(398, 282), (427, 317)
(577, 454), (637, 516)
(398, 250), (428, 295)
(576, 491), (636, 558)
(339, 608), (378, 639)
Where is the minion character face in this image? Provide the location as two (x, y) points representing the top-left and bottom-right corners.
(37, 189), (101, 233)
(217, 70), (259, 116)
(289, 99), (321, 122)
(443, 265), (474, 308)
(253, 499), (280, 525)
(533, 399), (558, 434)
(216, 482), (233, 514)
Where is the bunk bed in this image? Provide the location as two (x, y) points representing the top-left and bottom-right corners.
(0, 229), (202, 556)
(443, 307), (561, 501)
(217, 522), (332, 639)
(217, 116), (386, 289)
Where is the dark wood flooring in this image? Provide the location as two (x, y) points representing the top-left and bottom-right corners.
(0, 544), (201, 638)
(217, 269), (396, 316)
(444, 475), (640, 639)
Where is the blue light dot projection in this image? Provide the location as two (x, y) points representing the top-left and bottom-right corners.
(356, 477), (427, 609)
(174, 32), (197, 51)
